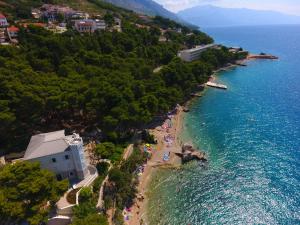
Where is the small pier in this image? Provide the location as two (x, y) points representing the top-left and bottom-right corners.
(247, 54), (279, 60)
(206, 81), (227, 90)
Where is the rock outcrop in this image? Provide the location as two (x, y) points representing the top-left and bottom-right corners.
(175, 143), (207, 163)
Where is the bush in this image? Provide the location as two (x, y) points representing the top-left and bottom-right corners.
(94, 143), (124, 163)
(113, 209), (124, 225)
(96, 162), (109, 175)
(141, 130), (156, 144)
(79, 187), (93, 203)
(93, 175), (105, 191)
(73, 202), (98, 219)
(72, 213), (108, 225)
(105, 149), (148, 210)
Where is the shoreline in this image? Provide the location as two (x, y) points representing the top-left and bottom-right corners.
(126, 105), (185, 225)
(126, 55), (266, 225)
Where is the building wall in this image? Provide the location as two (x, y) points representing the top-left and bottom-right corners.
(9, 31), (18, 38)
(29, 151), (77, 180)
(179, 49), (206, 62)
(28, 143), (87, 181)
(0, 18), (8, 27)
(74, 20), (96, 33)
(69, 141), (88, 180)
(179, 44), (217, 62)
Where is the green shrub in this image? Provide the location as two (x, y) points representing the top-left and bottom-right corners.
(79, 187), (93, 203)
(96, 162), (109, 175)
(141, 130), (156, 144)
(93, 176), (105, 191)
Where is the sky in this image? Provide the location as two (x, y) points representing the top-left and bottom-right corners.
(154, 0), (300, 16)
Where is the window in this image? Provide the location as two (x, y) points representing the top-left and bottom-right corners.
(65, 155), (69, 160)
(56, 174), (62, 181)
(52, 158), (56, 163)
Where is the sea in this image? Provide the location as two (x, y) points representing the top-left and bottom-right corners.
(146, 25), (300, 225)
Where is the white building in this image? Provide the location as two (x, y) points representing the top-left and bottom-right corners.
(24, 130), (88, 181)
(95, 19), (106, 30)
(0, 14), (8, 27)
(74, 19), (97, 33)
(74, 19), (108, 33)
(178, 44), (217, 62)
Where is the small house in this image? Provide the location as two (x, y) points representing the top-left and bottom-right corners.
(0, 14), (8, 27)
(7, 26), (19, 38)
(95, 19), (106, 30)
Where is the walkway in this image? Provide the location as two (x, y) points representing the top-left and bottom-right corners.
(96, 159), (112, 210)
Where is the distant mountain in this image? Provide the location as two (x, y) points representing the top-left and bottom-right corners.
(177, 5), (300, 27)
(103, 0), (180, 21)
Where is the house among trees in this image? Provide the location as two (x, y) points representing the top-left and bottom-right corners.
(0, 13), (8, 27)
(95, 19), (107, 30)
(47, 23), (67, 33)
(31, 8), (42, 19)
(40, 4), (76, 22)
(7, 26), (19, 38)
(74, 19), (107, 33)
(0, 28), (6, 43)
(74, 19), (97, 33)
(23, 130), (89, 181)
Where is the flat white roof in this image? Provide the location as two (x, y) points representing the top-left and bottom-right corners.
(24, 130), (81, 160)
(180, 44), (217, 54)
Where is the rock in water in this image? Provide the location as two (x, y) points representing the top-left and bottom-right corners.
(175, 143), (207, 163)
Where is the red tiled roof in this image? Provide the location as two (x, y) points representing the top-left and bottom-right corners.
(78, 23), (93, 26)
(8, 26), (19, 32)
(21, 23), (46, 28)
(0, 13), (6, 19)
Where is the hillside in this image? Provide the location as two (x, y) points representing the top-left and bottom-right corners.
(178, 5), (300, 27)
(0, 0), (126, 19)
(0, 0), (226, 155)
(1, 0), (190, 26)
(104, 0), (175, 17)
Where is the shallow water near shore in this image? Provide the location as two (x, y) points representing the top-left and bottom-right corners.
(146, 25), (300, 224)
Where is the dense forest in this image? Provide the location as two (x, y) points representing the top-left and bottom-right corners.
(0, 20), (244, 155)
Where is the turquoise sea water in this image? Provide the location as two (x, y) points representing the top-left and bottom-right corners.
(147, 25), (300, 224)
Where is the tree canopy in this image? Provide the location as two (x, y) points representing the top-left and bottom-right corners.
(0, 161), (68, 224)
(72, 213), (108, 225)
(0, 0), (246, 157)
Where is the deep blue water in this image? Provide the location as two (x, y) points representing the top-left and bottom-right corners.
(147, 25), (300, 225)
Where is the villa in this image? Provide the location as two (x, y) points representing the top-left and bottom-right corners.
(24, 130), (88, 181)
(0, 13), (8, 27)
(74, 19), (97, 33)
(7, 26), (19, 38)
(74, 19), (109, 33)
(40, 4), (76, 22)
